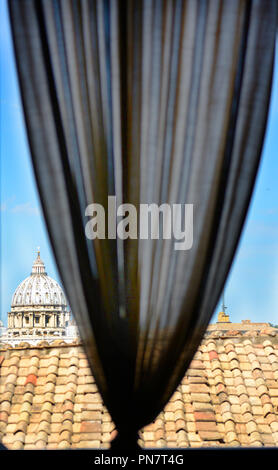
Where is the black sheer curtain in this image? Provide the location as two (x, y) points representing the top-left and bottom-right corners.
(8, 0), (277, 448)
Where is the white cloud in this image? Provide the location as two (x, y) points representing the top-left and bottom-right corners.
(10, 202), (40, 216)
(0, 198), (40, 216)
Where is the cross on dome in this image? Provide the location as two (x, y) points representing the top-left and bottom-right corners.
(31, 247), (46, 274)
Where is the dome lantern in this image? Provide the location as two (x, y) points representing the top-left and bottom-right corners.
(31, 247), (46, 275)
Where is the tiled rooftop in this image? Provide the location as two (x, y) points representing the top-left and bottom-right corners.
(1, 329), (278, 449)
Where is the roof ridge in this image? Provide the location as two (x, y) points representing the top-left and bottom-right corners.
(1, 329), (278, 352)
(0, 340), (82, 351)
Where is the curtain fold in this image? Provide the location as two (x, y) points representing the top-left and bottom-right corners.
(8, 0), (277, 447)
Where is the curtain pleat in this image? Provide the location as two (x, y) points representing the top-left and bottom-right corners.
(8, 0), (277, 447)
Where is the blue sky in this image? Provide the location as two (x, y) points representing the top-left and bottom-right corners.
(0, 0), (60, 325)
(1, 0), (278, 326)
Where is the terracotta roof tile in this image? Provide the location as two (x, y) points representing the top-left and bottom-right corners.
(1, 333), (278, 448)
